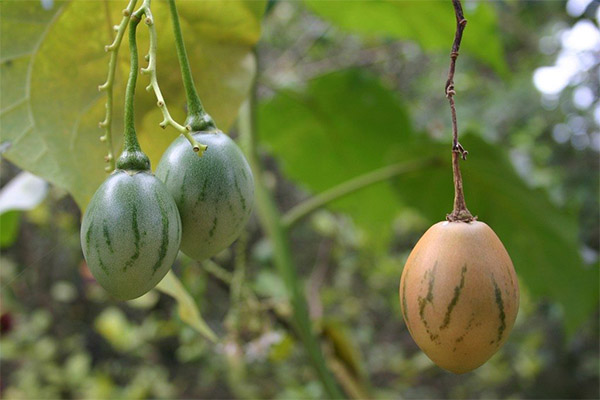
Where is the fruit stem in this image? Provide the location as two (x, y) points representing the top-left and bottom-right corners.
(445, 0), (474, 223)
(115, 11), (150, 171)
(167, 0), (216, 133)
(134, 0), (207, 155)
(98, 0), (138, 172)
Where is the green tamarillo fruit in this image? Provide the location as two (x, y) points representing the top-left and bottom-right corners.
(80, 167), (182, 300)
(399, 221), (519, 374)
(155, 131), (254, 261)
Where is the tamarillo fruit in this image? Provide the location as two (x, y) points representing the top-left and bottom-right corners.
(155, 131), (254, 261)
(81, 169), (182, 300)
(399, 221), (519, 374)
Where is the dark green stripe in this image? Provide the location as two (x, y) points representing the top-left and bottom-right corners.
(103, 220), (114, 254)
(163, 168), (171, 184)
(418, 262), (439, 342)
(179, 171), (188, 206)
(453, 313), (475, 351)
(233, 176), (247, 211)
(209, 215), (218, 238)
(200, 177), (208, 202)
(123, 204), (140, 271)
(439, 265), (467, 330)
(152, 191), (169, 274)
(85, 221), (94, 253)
(95, 242), (110, 276)
(491, 275), (506, 344)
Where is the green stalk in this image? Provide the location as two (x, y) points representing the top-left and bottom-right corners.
(282, 159), (435, 228)
(116, 13), (150, 171)
(238, 78), (344, 398)
(167, 0), (216, 132)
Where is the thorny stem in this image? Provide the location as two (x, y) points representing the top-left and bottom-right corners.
(98, 0), (138, 172)
(167, 0), (216, 132)
(445, 0), (475, 222)
(134, 0), (207, 155)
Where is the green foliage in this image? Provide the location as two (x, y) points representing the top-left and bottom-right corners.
(258, 68), (598, 332)
(259, 69), (411, 239)
(155, 270), (217, 342)
(304, 0), (508, 75)
(0, 0), (265, 209)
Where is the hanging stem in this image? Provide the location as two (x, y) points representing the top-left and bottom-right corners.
(134, 0), (207, 155)
(167, 0), (216, 132)
(98, 0), (138, 172)
(115, 11), (150, 171)
(445, 0), (474, 222)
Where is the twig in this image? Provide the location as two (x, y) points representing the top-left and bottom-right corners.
(445, 0), (474, 222)
(133, 0), (206, 155)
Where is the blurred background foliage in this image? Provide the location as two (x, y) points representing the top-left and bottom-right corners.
(1, 0), (599, 399)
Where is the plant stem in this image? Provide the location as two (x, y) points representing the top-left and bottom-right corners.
(98, 0), (138, 172)
(445, 0), (474, 222)
(114, 10), (150, 172)
(282, 159), (435, 229)
(135, 0), (206, 155)
(167, 0), (216, 132)
(238, 68), (344, 398)
(122, 14), (142, 154)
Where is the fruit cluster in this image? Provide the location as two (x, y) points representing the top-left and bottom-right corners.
(80, 131), (254, 300)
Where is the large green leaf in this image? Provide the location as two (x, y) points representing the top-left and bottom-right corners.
(259, 69), (413, 237)
(258, 69), (598, 332)
(0, 0), (265, 209)
(303, 0), (507, 76)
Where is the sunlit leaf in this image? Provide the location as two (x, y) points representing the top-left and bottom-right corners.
(0, 0), (265, 209)
(155, 270), (218, 343)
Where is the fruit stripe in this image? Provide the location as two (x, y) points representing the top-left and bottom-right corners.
(152, 191), (170, 274)
(85, 220), (94, 253)
(233, 174), (247, 211)
(439, 264), (467, 330)
(94, 240), (110, 276)
(418, 262), (438, 342)
(209, 215), (218, 238)
(199, 177), (208, 202)
(85, 221), (110, 276)
(491, 275), (506, 345)
(102, 220), (114, 254)
(452, 313), (475, 352)
(179, 171), (188, 206)
(123, 204), (141, 271)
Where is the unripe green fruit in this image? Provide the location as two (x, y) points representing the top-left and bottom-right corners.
(80, 170), (182, 300)
(399, 221), (519, 374)
(155, 131), (254, 261)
